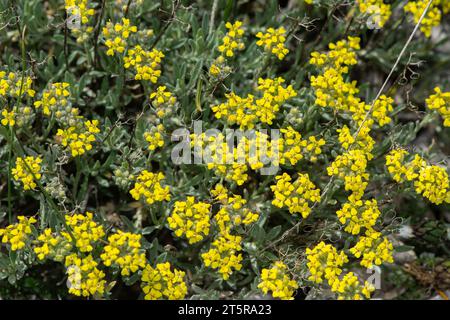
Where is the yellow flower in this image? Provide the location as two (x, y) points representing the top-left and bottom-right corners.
(144, 124), (165, 151)
(258, 262), (298, 300)
(12, 156), (42, 190)
(56, 119), (100, 157)
(0, 216), (36, 251)
(103, 18), (137, 55)
(349, 230), (394, 268)
(304, 135), (326, 162)
(65, 211), (105, 252)
(414, 165), (450, 205)
(310, 36), (360, 74)
(327, 149), (369, 201)
(211, 184), (259, 234)
(129, 170), (171, 205)
(0, 71), (35, 98)
(271, 172), (321, 218)
(256, 27), (289, 60)
(426, 87), (450, 127)
(167, 196), (211, 244)
(100, 231), (147, 276)
(306, 242), (348, 285)
(141, 262), (187, 300)
(201, 233), (243, 280)
(211, 77), (296, 129)
(218, 21), (245, 57)
(211, 92), (257, 130)
(124, 45), (164, 83)
(404, 0), (442, 37)
(337, 125), (374, 159)
(65, 253), (106, 297)
(34, 228), (72, 261)
(34, 82), (78, 126)
(336, 198), (380, 235)
(150, 86), (177, 118)
(330, 272), (375, 300)
(278, 126), (306, 166)
(64, 0), (96, 43)
(1, 109), (15, 126)
(386, 149), (449, 204)
(358, 0), (392, 28)
(191, 133), (249, 185)
(385, 148), (421, 182)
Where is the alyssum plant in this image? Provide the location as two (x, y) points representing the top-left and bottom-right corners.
(0, 0), (449, 300)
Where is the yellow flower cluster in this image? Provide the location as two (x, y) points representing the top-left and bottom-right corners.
(0, 216), (36, 251)
(271, 172), (321, 218)
(32, 82), (100, 157)
(210, 21), (245, 77)
(64, 0), (95, 43)
(349, 230), (394, 268)
(256, 27), (289, 60)
(351, 95), (394, 127)
(212, 92), (256, 129)
(34, 82), (79, 125)
(385, 149), (426, 182)
(144, 124), (165, 151)
(150, 86), (177, 118)
(12, 156), (42, 190)
(124, 45), (164, 83)
(167, 196), (211, 244)
(209, 55), (231, 77)
(276, 126), (326, 165)
(103, 18), (137, 56)
(336, 198), (380, 235)
(404, 0), (448, 37)
(56, 119), (100, 157)
(358, 0), (392, 28)
(255, 77), (297, 124)
(212, 77), (296, 129)
(306, 242), (348, 285)
(414, 165), (450, 205)
(200, 185), (257, 280)
(1, 109), (15, 126)
(141, 262), (187, 300)
(218, 21), (245, 58)
(34, 228), (72, 261)
(100, 231), (147, 276)
(386, 149), (450, 204)
(129, 170), (171, 205)
(425, 87), (450, 127)
(310, 36), (360, 74)
(201, 233), (243, 280)
(385, 148), (409, 182)
(310, 37), (394, 129)
(327, 149), (369, 201)
(330, 272), (375, 300)
(310, 67), (360, 111)
(0, 71), (35, 98)
(190, 133), (249, 185)
(257, 262), (298, 300)
(238, 132), (273, 171)
(65, 253), (106, 297)
(337, 125), (374, 158)
(211, 184), (259, 234)
(65, 212), (105, 252)
(303, 136), (326, 162)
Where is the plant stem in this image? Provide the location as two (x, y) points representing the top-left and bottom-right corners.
(7, 127), (13, 224)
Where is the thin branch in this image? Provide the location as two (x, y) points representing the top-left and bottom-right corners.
(93, 0), (107, 68)
(208, 0), (219, 37)
(353, 0), (434, 138)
